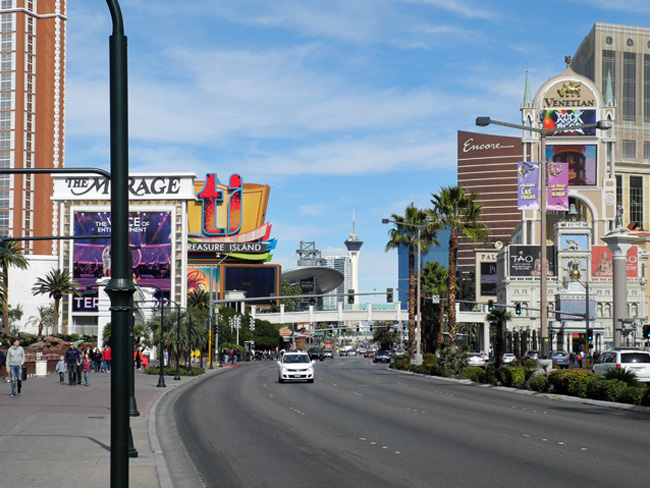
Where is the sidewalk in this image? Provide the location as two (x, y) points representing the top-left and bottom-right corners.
(0, 363), (225, 487)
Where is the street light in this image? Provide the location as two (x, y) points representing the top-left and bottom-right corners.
(476, 116), (611, 358)
(570, 267), (591, 367)
(382, 218), (434, 365)
(138, 283), (166, 388)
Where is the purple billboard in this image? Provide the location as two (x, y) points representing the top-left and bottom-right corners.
(73, 211), (172, 310)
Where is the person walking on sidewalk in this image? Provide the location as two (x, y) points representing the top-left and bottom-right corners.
(0, 342), (6, 381)
(64, 342), (80, 385)
(55, 355), (67, 384)
(82, 353), (92, 386)
(7, 339), (25, 397)
(103, 346), (111, 372)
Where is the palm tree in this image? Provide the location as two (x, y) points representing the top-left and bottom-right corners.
(27, 304), (55, 338)
(384, 203), (439, 361)
(0, 240), (29, 335)
(486, 307), (512, 368)
(421, 261), (448, 350)
(31, 269), (81, 335)
(188, 288), (210, 311)
(429, 186), (488, 352)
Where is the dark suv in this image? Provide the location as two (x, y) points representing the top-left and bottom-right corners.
(307, 347), (324, 361)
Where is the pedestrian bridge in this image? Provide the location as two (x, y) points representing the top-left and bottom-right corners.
(250, 302), (490, 349)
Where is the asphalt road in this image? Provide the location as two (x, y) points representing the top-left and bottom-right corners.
(176, 357), (650, 488)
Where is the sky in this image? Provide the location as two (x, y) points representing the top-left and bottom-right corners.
(63, 0), (650, 302)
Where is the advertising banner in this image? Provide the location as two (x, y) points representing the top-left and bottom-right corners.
(591, 245), (638, 278)
(480, 261), (497, 296)
(517, 162), (539, 210)
(547, 162), (569, 211)
(72, 211), (172, 310)
(546, 144), (597, 186)
(509, 245), (556, 277)
(543, 109), (597, 136)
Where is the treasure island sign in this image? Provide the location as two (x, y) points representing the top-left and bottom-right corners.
(187, 173), (274, 260)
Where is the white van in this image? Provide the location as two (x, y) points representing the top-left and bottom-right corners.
(592, 348), (650, 382)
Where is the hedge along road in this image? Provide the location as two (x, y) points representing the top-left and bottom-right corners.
(173, 357), (650, 488)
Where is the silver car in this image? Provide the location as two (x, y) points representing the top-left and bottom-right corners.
(592, 349), (650, 382)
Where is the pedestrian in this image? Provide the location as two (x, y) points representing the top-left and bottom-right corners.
(64, 342), (80, 385)
(7, 339), (25, 397)
(578, 350), (584, 368)
(55, 355), (67, 384)
(142, 353), (149, 370)
(83, 353), (92, 386)
(103, 345), (112, 372)
(134, 346), (143, 370)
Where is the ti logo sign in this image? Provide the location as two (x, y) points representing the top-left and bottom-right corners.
(197, 174), (242, 236)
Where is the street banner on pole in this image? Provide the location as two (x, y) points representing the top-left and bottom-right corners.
(517, 161), (539, 210)
(547, 162), (569, 211)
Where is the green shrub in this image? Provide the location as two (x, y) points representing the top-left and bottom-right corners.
(548, 369), (597, 398)
(422, 353), (438, 366)
(619, 385), (646, 405)
(391, 358), (407, 370)
(483, 365), (499, 385)
(603, 368), (641, 387)
(586, 378), (628, 402)
(145, 366), (205, 377)
(641, 388), (650, 407)
(461, 366), (484, 383)
(528, 375), (550, 392)
(523, 359), (537, 369)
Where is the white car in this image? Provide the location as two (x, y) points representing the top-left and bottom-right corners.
(466, 353), (488, 367)
(278, 352), (315, 383)
(592, 349), (650, 382)
(502, 353), (517, 364)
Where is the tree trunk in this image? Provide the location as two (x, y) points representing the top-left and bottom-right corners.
(53, 298), (60, 335)
(448, 230), (458, 351)
(407, 245), (416, 361)
(2, 264), (9, 335)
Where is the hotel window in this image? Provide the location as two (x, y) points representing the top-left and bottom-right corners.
(616, 174), (622, 209)
(645, 55), (650, 122)
(629, 176), (643, 225)
(602, 50), (616, 95)
(0, 52), (12, 71)
(1, 14), (12, 33)
(645, 141), (650, 161)
(622, 140), (636, 159)
(0, 33), (10, 51)
(1, 1), (13, 10)
(623, 52), (636, 122)
(0, 111), (10, 130)
(0, 72), (11, 90)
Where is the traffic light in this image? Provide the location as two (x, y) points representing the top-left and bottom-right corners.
(386, 288), (393, 303)
(515, 303), (521, 315)
(488, 300), (494, 311)
(347, 289), (355, 305)
(587, 328), (593, 341)
(644, 324), (650, 338)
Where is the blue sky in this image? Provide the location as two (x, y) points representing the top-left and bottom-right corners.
(64, 1), (649, 302)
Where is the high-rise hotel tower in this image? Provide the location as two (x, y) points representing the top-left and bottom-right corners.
(0, 0), (66, 254)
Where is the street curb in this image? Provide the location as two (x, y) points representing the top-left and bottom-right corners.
(149, 367), (233, 488)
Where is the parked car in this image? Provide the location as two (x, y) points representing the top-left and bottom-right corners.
(466, 353), (488, 367)
(364, 350), (375, 358)
(549, 350), (570, 369)
(502, 353), (517, 364)
(373, 350), (391, 363)
(277, 352), (315, 383)
(523, 350), (540, 361)
(592, 348), (650, 382)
